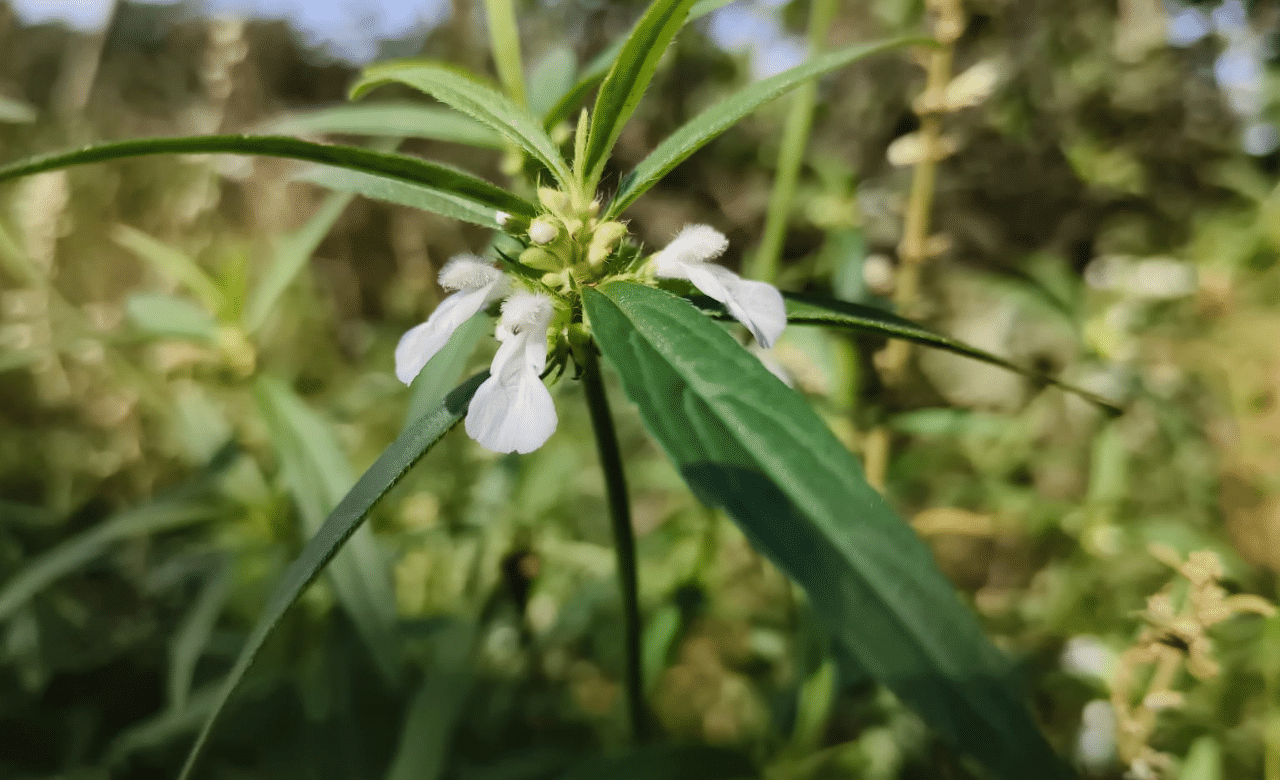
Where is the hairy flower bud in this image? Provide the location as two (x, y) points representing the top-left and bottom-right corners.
(529, 219), (558, 245)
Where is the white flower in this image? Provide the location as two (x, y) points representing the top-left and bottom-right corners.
(651, 224), (786, 348)
(395, 255), (509, 385)
(465, 291), (558, 454)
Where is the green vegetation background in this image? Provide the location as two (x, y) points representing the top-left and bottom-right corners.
(1, 1), (1278, 778)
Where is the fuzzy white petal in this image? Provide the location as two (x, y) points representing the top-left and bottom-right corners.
(465, 332), (557, 453)
(657, 224), (728, 266)
(394, 283), (502, 385)
(685, 264), (787, 348)
(438, 254), (505, 291)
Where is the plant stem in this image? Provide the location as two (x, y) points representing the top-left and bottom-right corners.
(580, 342), (648, 742)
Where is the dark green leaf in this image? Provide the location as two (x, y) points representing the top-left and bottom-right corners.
(705, 292), (1120, 413)
(583, 0), (696, 184)
(608, 38), (922, 217)
(0, 135), (534, 217)
(555, 744), (756, 780)
(177, 373), (487, 780)
(260, 103), (503, 148)
(352, 63), (573, 186)
(582, 282), (1074, 780)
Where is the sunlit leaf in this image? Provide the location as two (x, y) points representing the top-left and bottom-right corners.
(260, 103), (503, 148)
(583, 0), (696, 184)
(353, 63), (573, 186)
(297, 167), (500, 229)
(583, 282), (1075, 780)
(112, 225), (225, 313)
(609, 38), (922, 217)
(542, 0), (737, 129)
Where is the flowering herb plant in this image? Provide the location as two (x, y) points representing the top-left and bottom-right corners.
(0, 1), (1117, 778)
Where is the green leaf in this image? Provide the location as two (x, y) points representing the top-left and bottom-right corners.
(126, 293), (219, 341)
(259, 103), (503, 148)
(383, 620), (477, 780)
(352, 64), (573, 187)
(762, 292), (1120, 413)
(168, 559), (233, 711)
(583, 0), (696, 185)
(0, 94), (36, 123)
(177, 373), (485, 780)
(0, 135), (533, 217)
(528, 47), (577, 120)
(483, 0), (527, 106)
(253, 376), (404, 685)
(242, 191), (354, 333)
(298, 167), (501, 229)
(556, 745), (756, 780)
(541, 0), (736, 129)
(112, 225), (225, 313)
(608, 38), (922, 218)
(0, 496), (219, 622)
(582, 282), (1074, 780)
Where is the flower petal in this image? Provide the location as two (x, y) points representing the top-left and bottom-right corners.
(394, 285), (496, 385)
(465, 333), (557, 453)
(652, 224), (728, 276)
(686, 264), (787, 348)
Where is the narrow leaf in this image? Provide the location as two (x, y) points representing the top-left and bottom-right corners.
(542, 0), (736, 129)
(177, 373), (486, 780)
(242, 192), (354, 333)
(352, 64), (573, 186)
(112, 225), (225, 312)
(0, 497), (218, 622)
(126, 293), (218, 341)
(298, 167), (501, 229)
(583, 0), (696, 184)
(168, 559), (233, 711)
(483, 0), (527, 106)
(710, 292), (1120, 413)
(582, 282), (1074, 780)
(609, 38), (923, 217)
(259, 103), (503, 148)
(0, 135), (534, 217)
(254, 376), (404, 684)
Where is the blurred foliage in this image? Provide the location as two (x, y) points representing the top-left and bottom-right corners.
(2, 1), (1280, 779)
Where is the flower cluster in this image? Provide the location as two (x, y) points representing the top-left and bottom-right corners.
(395, 220), (786, 454)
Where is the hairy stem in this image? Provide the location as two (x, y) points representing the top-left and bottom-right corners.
(580, 342), (648, 742)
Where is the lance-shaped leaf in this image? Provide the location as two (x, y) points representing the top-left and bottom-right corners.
(542, 0), (737, 129)
(582, 282), (1075, 780)
(0, 135), (536, 218)
(352, 63), (573, 187)
(690, 291), (1121, 413)
(259, 103), (503, 148)
(298, 167), (501, 229)
(177, 373), (487, 780)
(582, 0), (696, 185)
(608, 38), (923, 218)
